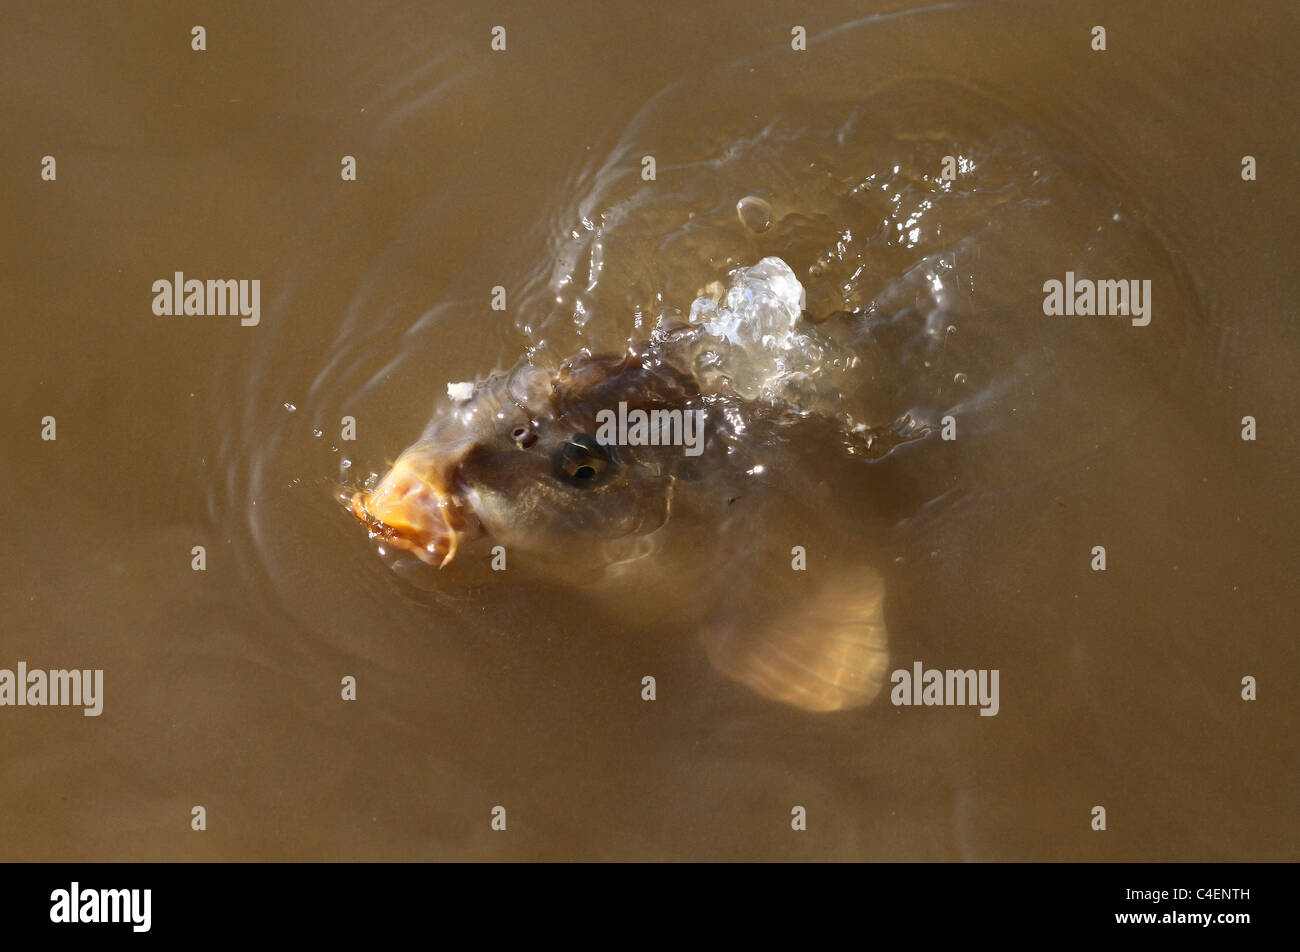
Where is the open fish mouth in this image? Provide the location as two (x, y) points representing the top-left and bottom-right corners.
(349, 454), (478, 568)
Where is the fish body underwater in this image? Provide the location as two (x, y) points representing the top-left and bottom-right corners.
(351, 257), (898, 712)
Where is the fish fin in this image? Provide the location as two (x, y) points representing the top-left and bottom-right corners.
(699, 564), (889, 712)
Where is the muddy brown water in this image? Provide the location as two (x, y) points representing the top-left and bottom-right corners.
(1, 0), (1296, 860)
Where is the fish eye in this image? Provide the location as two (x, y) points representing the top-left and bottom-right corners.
(510, 424), (537, 448)
(556, 433), (612, 486)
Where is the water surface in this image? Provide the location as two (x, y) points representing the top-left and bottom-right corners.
(1, 0), (1295, 860)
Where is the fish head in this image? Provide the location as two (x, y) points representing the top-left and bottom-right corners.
(351, 350), (705, 572)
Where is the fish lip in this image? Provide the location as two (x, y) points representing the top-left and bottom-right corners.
(350, 460), (479, 568)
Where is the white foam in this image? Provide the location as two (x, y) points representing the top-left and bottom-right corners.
(688, 257), (828, 403)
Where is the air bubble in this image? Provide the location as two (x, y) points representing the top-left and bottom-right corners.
(954, 372), (968, 384)
(736, 195), (772, 234)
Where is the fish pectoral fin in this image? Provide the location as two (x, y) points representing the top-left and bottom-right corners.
(699, 565), (889, 712)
